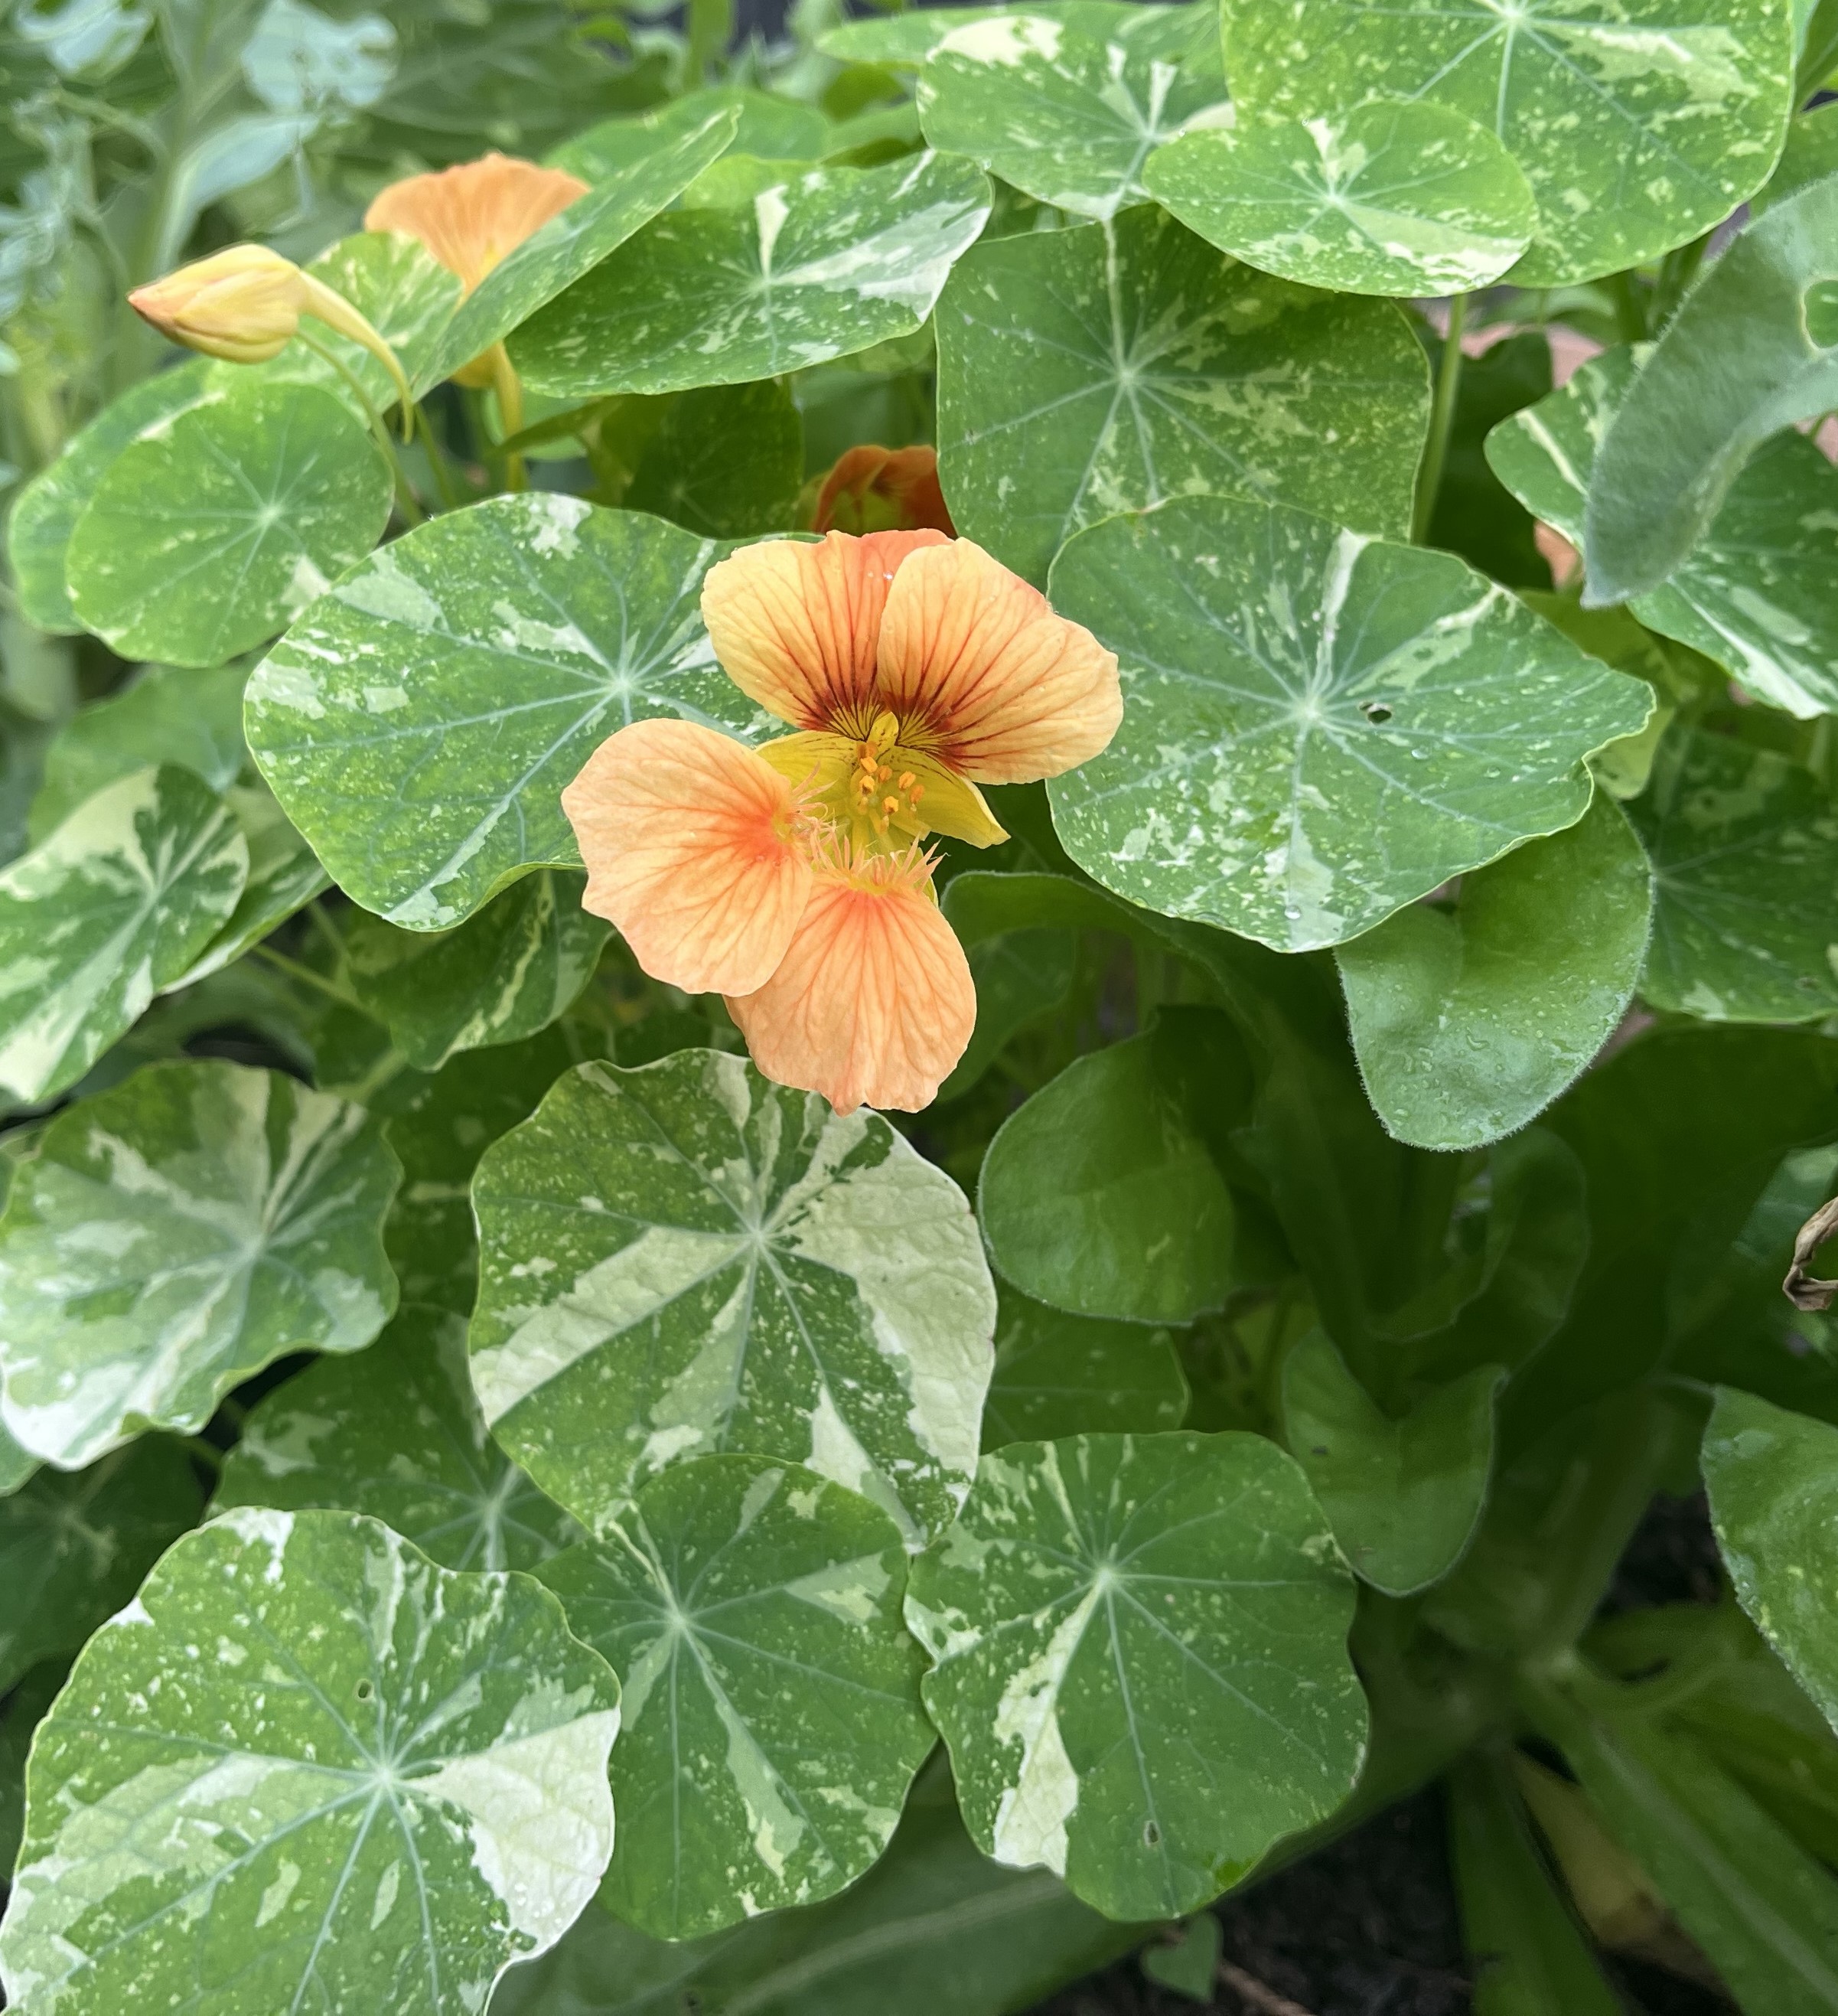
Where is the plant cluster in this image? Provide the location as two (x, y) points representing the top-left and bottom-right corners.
(3, 1), (1838, 2012)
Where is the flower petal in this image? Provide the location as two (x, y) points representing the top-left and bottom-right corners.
(561, 718), (811, 996)
(700, 530), (950, 733)
(874, 537), (1123, 781)
(726, 854), (976, 1114)
(813, 445), (956, 536)
(366, 154), (588, 292)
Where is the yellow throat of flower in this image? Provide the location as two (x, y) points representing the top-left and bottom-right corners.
(758, 711), (1008, 856)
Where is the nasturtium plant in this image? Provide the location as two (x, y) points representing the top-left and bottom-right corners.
(5, 1), (1838, 2009)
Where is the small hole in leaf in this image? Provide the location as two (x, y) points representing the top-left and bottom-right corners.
(1359, 700), (1393, 724)
(355, 1678), (374, 1701)
(1144, 1821), (1162, 1848)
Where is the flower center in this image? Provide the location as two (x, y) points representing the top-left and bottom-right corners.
(848, 712), (927, 839)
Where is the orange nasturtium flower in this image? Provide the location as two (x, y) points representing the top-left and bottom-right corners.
(812, 444), (956, 537)
(562, 530), (1122, 1114)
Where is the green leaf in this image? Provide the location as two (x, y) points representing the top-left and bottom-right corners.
(1629, 727), (1838, 1023)
(1335, 794), (1654, 1151)
(939, 926), (1076, 1101)
(1757, 99), (1838, 211)
(977, 1023), (1239, 1326)
(28, 660), (249, 846)
(934, 206), (1429, 586)
(553, 90), (829, 181)
(1146, 99), (1536, 296)
(215, 1303), (576, 1571)
(5, 360), (210, 635)
(168, 782), (331, 987)
(245, 494), (758, 930)
(1221, 0), (1797, 286)
(0, 1509), (621, 2013)
(1140, 1915), (1223, 2002)
(0, 766), (248, 1106)
(0, 1437), (203, 1693)
(1705, 1388), (1838, 1736)
(0, 1059), (399, 1469)
(1582, 178), (1838, 604)
(819, 5), (1019, 66)
(1280, 1332), (1501, 1598)
(915, 4), (1226, 222)
(490, 1767), (1145, 2016)
(1045, 496), (1651, 952)
(619, 380), (805, 538)
(469, 1050), (995, 1547)
(1488, 344), (1838, 716)
(983, 1285), (1189, 1450)
(414, 109), (741, 394)
(510, 153), (991, 398)
(539, 1453), (932, 1937)
(907, 1431), (1366, 1920)
(65, 377), (394, 670)
(1424, 331), (1556, 591)
(344, 870), (609, 1070)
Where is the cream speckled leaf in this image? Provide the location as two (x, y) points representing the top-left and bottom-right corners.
(215, 1305), (577, 1571)
(539, 1453), (932, 1938)
(934, 206), (1429, 586)
(1145, 99), (1536, 296)
(245, 494), (761, 930)
(65, 376), (395, 669)
(1223, 0), (1795, 285)
(344, 871), (609, 1070)
(819, 0), (1196, 67)
(1628, 727), (1838, 1023)
(907, 1432), (1366, 1920)
(917, 5), (1226, 222)
(167, 782), (331, 987)
(469, 1050), (996, 1548)
(510, 152), (991, 399)
(0, 1059), (399, 1469)
(1044, 496), (1652, 951)
(0, 1509), (621, 2016)
(1486, 346), (1838, 719)
(0, 765), (248, 1106)
(552, 90), (828, 181)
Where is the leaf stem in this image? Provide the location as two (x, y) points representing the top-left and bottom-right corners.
(416, 398), (463, 512)
(295, 329), (425, 527)
(1412, 294), (1467, 546)
(176, 1434), (225, 1478)
(1606, 267), (1647, 345)
(249, 941), (366, 1013)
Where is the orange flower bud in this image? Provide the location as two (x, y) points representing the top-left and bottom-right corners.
(811, 445), (956, 537)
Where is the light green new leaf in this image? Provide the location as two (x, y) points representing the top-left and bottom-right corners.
(168, 782), (331, 987)
(0, 1059), (399, 1469)
(1335, 795), (1654, 1151)
(1281, 1331), (1501, 1598)
(0, 1436), (203, 1692)
(470, 1050), (996, 1547)
(344, 871), (608, 1069)
(1582, 177), (1838, 603)
(1630, 727), (1838, 1023)
(0, 1509), (621, 2014)
(1146, 99), (1536, 297)
(917, 5), (1226, 221)
(1488, 345), (1838, 716)
(1222, 0), (1795, 286)
(65, 377), (394, 669)
(0, 765), (247, 1106)
(5, 359), (210, 634)
(979, 1029), (1237, 1324)
(908, 1432), (1367, 1920)
(1045, 496), (1651, 952)
(935, 207), (1429, 585)
(215, 1304), (576, 1571)
(414, 109), (741, 394)
(510, 152), (991, 398)
(1705, 1388), (1838, 1734)
(245, 494), (760, 930)
(552, 88), (828, 181)
(540, 1453), (932, 1937)
(983, 1286), (1188, 1450)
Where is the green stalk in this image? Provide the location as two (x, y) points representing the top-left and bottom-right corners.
(416, 398), (463, 512)
(1607, 267), (1647, 345)
(1411, 294), (1467, 546)
(295, 329), (424, 526)
(249, 941), (366, 1013)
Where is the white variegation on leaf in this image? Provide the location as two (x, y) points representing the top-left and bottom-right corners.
(469, 1050), (996, 1548)
(0, 1509), (621, 2016)
(0, 765), (247, 1105)
(0, 1059), (399, 1468)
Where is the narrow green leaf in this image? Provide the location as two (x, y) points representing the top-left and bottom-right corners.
(469, 1050), (996, 1546)
(983, 1285), (1189, 1450)
(540, 1453), (932, 1936)
(1044, 496), (1651, 952)
(0, 1059), (399, 1469)
(935, 206), (1429, 586)
(0, 1509), (622, 2014)
(1335, 795), (1654, 1151)
(908, 1431), (1367, 1920)
(0, 765), (247, 1105)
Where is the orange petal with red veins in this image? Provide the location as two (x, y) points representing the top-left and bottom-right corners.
(725, 854), (976, 1114)
(366, 154), (588, 292)
(561, 718), (811, 997)
(813, 445), (956, 537)
(700, 530), (950, 733)
(874, 537), (1122, 782)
